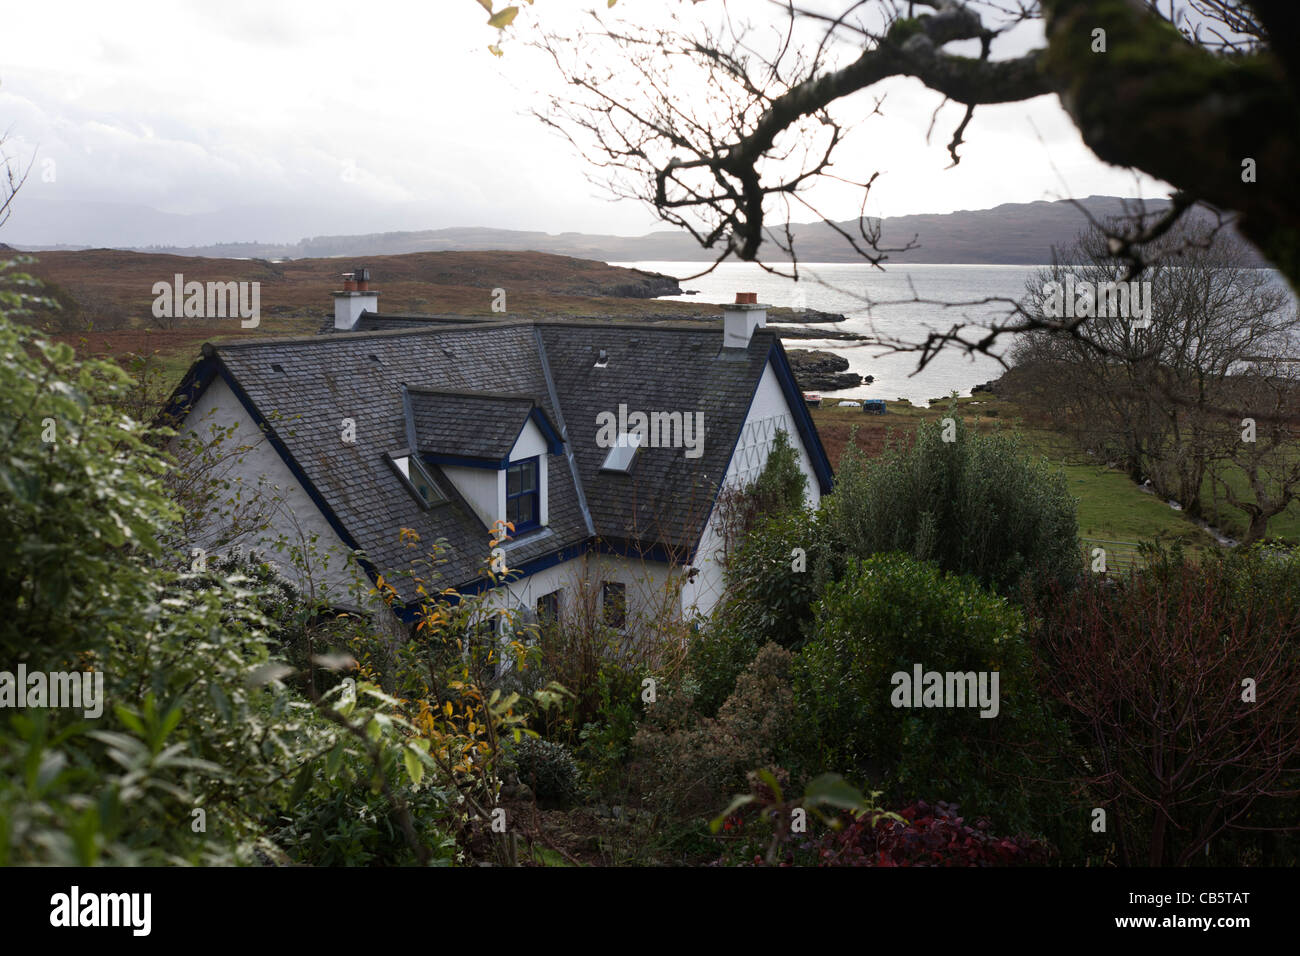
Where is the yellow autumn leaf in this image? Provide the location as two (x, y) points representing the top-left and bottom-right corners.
(488, 6), (518, 28)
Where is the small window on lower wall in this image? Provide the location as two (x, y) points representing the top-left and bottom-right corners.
(470, 613), (503, 648)
(536, 590), (562, 628)
(602, 581), (627, 629)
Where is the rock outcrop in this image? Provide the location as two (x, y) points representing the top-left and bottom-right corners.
(786, 349), (863, 390)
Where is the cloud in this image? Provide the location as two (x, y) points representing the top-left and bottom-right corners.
(0, 0), (1171, 247)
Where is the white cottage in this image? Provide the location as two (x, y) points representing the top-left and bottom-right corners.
(163, 276), (833, 631)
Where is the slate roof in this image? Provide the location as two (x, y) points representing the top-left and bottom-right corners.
(315, 313), (508, 334)
(168, 317), (829, 609)
(404, 387), (547, 462)
(538, 324), (770, 553)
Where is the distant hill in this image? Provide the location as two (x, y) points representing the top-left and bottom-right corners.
(8, 196), (1257, 265)
(17, 249), (685, 333)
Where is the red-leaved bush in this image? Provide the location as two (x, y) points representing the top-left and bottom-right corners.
(812, 800), (1054, 867)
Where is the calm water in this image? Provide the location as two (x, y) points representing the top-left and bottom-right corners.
(615, 261), (1045, 404)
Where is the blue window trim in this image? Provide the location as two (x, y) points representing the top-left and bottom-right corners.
(506, 456), (541, 534)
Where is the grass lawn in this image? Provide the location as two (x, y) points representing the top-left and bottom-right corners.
(1198, 462), (1300, 543)
(809, 394), (1223, 554)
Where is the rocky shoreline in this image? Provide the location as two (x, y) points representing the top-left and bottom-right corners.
(785, 348), (864, 390)
(598, 269), (683, 298)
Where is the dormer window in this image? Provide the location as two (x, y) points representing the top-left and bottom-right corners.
(506, 457), (540, 532)
(390, 453), (446, 507)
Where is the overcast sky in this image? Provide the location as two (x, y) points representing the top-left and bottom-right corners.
(0, 0), (1169, 247)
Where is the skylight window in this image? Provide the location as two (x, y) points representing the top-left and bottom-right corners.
(600, 431), (642, 473)
(391, 454), (446, 507)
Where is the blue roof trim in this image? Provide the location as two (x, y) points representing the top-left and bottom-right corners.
(590, 536), (687, 566)
(156, 354), (219, 429)
(399, 384), (419, 451)
(767, 340), (834, 493)
(423, 452), (509, 470)
(527, 406), (566, 456)
(393, 540), (593, 621)
(394, 535), (690, 620)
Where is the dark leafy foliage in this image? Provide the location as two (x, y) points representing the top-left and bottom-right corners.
(811, 800), (1054, 867)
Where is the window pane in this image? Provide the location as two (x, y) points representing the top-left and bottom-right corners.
(537, 590), (561, 626)
(601, 433), (642, 472)
(507, 465), (522, 497)
(520, 460), (537, 493)
(515, 495), (535, 526)
(602, 582), (627, 628)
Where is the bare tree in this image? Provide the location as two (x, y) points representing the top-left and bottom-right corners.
(1010, 218), (1296, 534)
(0, 122), (32, 234)
(1205, 365), (1300, 543)
(1031, 555), (1300, 867)
(533, 1), (1300, 366)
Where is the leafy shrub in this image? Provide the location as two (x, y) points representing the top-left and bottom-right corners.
(574, 668), (645, 797)
(718, 508), (824, 652)
(812, 800), (1054, 867)
(683, 618), (761, 719)
(795, 553), (1064, 833)
(509, 736), (581, 806)
(821, 414), (1079, 594)
(0, 289), (449, 864)
(751, 428), (808, 514)
(274, 778), (458, 867)
(631, 644), (795, 821)
(523, 573), (686, 740)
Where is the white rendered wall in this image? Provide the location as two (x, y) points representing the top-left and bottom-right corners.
(474, 551), (682, 638)
(441, 417), (551, 531)
(173, 376), (374, 609)
(679, 358), (823, 618)
(441, 465), (500, 530)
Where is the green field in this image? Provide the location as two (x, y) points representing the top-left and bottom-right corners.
(810, 395), (1228, 558)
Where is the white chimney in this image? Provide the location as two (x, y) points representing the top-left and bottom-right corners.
(333, 267), (379, 331)
(723, 292), (767, 348)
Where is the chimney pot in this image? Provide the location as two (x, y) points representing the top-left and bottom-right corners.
(333, 270), (380, 331)
(736, 292), (758, 305)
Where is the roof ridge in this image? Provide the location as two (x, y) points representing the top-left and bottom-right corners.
(405, 385), (537, 403)
(204, 317), (765, 355)
(203, 318), (536, 352)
